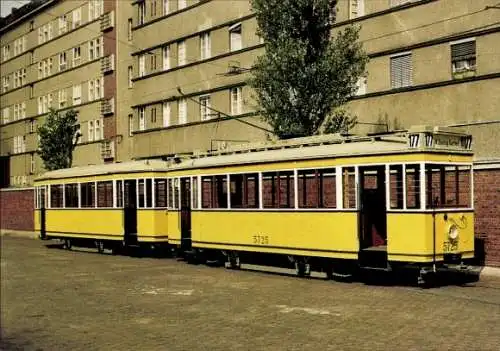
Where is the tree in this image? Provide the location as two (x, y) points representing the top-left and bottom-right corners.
(248, 0), (368, 138)
(37, 108), (81, 171)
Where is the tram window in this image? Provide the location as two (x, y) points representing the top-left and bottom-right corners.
(146, 179), (152, 208)
(64, 183), (79, 208)
(201, 175), (228, 208)
(229, 173), (259, 208)
(36, 187), (46, 209)
(138, 180), (145, 208)
(426, 164), (471, 208)
(116, 180), (123, 207)
(167, 179), (175, 208)
(342, 167), (356, 209)
(263, 171), (294, 208)
(97, 181), (113, 207)
(81, 182), (95, 208)
(174, 178), (180, 209)
(389, 165), (403, 209)
(154, 179), (167, 208)
(297, 168), (336, 208)
(406, 165), (420, 209)
(50, 184), (63, 208)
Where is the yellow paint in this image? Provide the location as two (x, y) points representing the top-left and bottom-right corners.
(166, 210), (181, 241)
(387, 212), (474, 262)
(45, 209), (123, 237)
(191, 211), (359, 258)
(137, 209), (169, 242)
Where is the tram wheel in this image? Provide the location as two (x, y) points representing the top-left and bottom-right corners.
(96, 240), (105, 254)
(64, 238), (72, 250)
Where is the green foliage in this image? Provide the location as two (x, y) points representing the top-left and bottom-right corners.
(37, 108), (81, 171)
(249, 0), (368, 138)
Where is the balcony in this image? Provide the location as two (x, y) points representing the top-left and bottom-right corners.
(100, 11), (114, 32)
(101, 54), (115, 74)
(100, 98), (114, 116)
(100, 140), (115, 160)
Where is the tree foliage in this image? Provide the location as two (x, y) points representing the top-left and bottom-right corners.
(37, 108), (81, 171)
(249, 0), (368, 138)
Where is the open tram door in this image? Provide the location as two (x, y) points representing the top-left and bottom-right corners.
(358, 166), (388, 269)
(180, 177), (192, 252)
(123, 180), (138, 246)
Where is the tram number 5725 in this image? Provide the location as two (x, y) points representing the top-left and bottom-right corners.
(253, 235), (269, 245)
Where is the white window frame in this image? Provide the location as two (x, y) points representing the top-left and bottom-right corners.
(58, 89), (67, 108)
(88, 80), (95, 101)
(139, 107), (146, 130)
(199, 95), (211, 121)
(178, 98), (187, 124)
(230, 86), (242, 115)
(162, 45), (170, 70)
(2, 107), (9, 124)
(59, 52), (67, 71)
(94, 118), (103, 140)
(72, 8), (82, 29)
(139, 55), (146, 77)
(177, 40), (186, 66)
(390, 52), (412, 89)
(73, 84), (82, 105)
(88, 120), (94, 142)
(128, 114), (134, 136)
(229, 23), (242, 52)
(59, 14), (67, 35)
(163, 101), (171, 127)
(178, 0), (187, 10)
(200, 32), (211, 60)
(128, 66), (133, 88)
(73, 46), (81, 65)
(138, 1), (146, 25)
(163, 0), (170, 15)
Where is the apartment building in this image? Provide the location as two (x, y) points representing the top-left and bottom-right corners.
(1, 0), (499, 265)
(0, 0), (117, 188)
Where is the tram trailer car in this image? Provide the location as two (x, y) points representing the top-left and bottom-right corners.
(35, 126), (476, 284)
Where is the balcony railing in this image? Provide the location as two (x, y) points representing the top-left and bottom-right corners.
(100, 11), (114, 32)
(100, 98), (114, 116)
(101, 54), (115, 74)
(100, 140), (115, 160)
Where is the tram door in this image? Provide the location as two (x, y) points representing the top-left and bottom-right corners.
(39, 187), (46, 240)
(358, 166), (387, 266)
(180, 178), (192, 251)
(123, 180), (138, 245)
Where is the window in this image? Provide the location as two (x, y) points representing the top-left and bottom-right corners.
(178, 0), (187, 10)
(163, 101), (171, 127)
(59, 52), (67, 71)
(178, 98), (187, 124)
(151, 0), (157, 17)
(58, 89), (67, 108)
(162, 45), (170, 70)
(200, 32), (211, 60)
(349, 0), (364, 19)
(138, 1), (146, 25)
(64, 184), (78, 208)
(89, 0), (103, 21)
(451, 39), (476, 76)
(390, 53), (412, 89)
(59, 15), (67, 34)
(50, 185), (64, 208)
(72, 8), (82, 29)
(262, 171), (294, 208)
(2, 75), (9, 92)
(89, 38), (102, 60)
(97, 181), (113, 207)
(155, 179), (168, 207)
(177, 40), (186, 66)
(406, 164), (421, 209)
(128, 114), (134, 136)
(229, 23), (242, 51)
(128, 18), (133, 41)
(30, 153), (36, 174)
(73, 46), (81, 65)
(229, 173), (259, 208)
(139, 54), (146, 77)
(151, 107), (157, 124)
(28, 118), (35, 133)
(81, 182), (95, 207)
(73, 84), (82, 105)
(74, 124), (81, 144)
(139, 107), (146, 130)
(230, 87), (242, 115)
(95, 78), (103, 99)
(163, 0), (170, 15)
(199, 95), (211, 121)
(342, 167), (356, 209)
(94, 118), (103, 140)
(128, 66), (133, 88)
(88, 121), (94, 141)
(138, 179), (153, 208)
(202, 175), (228, 208)
(389, 165), (403, 209)
(2, 44), (10, 61)
(150, 53), (157, 71)
(13, 136), (26, 154)
(390, 0), (414, 7)
(297, 169), (337, 208)
(426, 164), (472, 208)
(2, 107), (9, 124)
(167, 178), (179, 209)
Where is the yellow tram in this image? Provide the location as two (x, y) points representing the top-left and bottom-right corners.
(34, 125), (475, 283)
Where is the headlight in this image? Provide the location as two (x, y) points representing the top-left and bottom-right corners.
(448, 224), (459, 240)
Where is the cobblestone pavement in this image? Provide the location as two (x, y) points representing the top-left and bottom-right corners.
(1, 236), (500, 351)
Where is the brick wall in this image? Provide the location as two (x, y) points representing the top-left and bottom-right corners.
(0, 188), (34, 231)
(474, 168), (500, 267)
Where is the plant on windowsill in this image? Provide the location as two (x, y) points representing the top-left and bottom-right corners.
(452, 68), (476, 80)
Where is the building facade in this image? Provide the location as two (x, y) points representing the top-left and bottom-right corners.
(1, 0), (499, 265)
